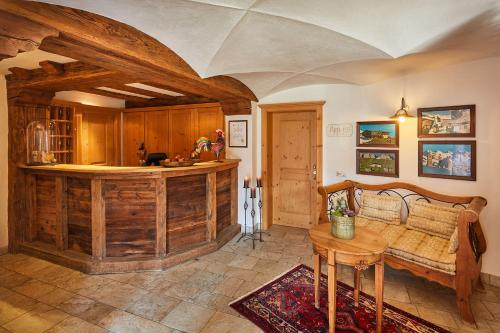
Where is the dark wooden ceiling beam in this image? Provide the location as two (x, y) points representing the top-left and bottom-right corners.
(39, 34), (242, 100)
(5, 61), (124, 91)
(39, 60), (64, 75)
(0, 10), (58, 60)
(220, 99), (252, 115)
(125, 96), (217, 108)
(8, 67), (32, 80)
(0, 1), (257, 105)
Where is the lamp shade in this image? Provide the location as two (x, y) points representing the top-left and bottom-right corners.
(390, 97), (414, 122)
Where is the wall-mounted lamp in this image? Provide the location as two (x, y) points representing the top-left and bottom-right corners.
(390, 97), (414, 123)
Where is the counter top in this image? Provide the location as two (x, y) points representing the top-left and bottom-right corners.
(21, 159), (240, 177)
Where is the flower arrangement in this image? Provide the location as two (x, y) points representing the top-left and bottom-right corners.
(331, 198), (355, 218)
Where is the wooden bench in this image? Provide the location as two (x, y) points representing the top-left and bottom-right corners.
(318, 180), (487, 326)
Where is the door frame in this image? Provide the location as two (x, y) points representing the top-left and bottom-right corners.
(260, 101), (324, 230)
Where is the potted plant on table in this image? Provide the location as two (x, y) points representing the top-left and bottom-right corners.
(330, 198), (356, 239)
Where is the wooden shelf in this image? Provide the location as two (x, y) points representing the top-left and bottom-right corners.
(47, 105), (74, 164)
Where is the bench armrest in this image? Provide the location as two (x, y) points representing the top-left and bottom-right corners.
(461, 197), (487, 223)
(457, 196), (488, 262)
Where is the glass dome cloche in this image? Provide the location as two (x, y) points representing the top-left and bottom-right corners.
(26, 120), (57, 165)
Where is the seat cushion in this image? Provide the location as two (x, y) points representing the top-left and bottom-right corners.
(356, 216), (406, 245)
(406, 200), (460, 239)
(356, 216), (456, 274)
(357, 193), (402, 225)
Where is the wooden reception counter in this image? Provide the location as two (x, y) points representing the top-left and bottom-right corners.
(19, 160), (239, 274)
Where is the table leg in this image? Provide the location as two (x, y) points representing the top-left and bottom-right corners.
(354, 268), (361, 307)
(313, 253), (321, 309)
(375, 257), (384, 333)
(327, 250), (336, 333)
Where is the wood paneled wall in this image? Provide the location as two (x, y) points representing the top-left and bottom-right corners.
(67, 178), (92, 255)
(34, 175), (57, 244)
(167, 174), (207, 252)
(104, 179), (157, 257)
(123, 103), (224, 166)
(216, 169), (232, 234)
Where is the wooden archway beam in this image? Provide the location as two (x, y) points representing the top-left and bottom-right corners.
(0, 0), (257, 106)
(0, 10), (58, 60)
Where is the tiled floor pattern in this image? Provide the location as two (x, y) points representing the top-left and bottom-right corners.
(1, 225), (499, 333)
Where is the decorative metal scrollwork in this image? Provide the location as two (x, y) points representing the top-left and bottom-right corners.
(327, 189), (348, 215)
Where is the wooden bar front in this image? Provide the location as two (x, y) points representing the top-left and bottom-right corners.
(18, 160), (240, 273)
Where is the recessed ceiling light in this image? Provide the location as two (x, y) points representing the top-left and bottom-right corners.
(126, 83), (184, 97)
(96, 87), (154, 99)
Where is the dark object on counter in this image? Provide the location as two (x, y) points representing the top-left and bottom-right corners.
(145, 152), (167, 166)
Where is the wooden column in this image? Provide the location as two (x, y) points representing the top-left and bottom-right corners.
(230, 167), (238, 225)
(55, 176), (68, 250)
(156, 177), (167, 257)
(91, 179), (105, 260)
(25, 174), (37, 242)
(206, 172), (217, 241)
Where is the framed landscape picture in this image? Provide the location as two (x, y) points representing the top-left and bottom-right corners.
(418, 141), (476, 181)
(228, 120), (248, 148)
(418, 105), (475, 138)
(356, 149), (399, 178)
(357, 121), (399, 147)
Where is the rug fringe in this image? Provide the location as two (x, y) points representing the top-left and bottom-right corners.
(228, 264), (302, 306)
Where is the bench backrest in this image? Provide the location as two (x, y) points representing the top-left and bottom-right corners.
(326, 181), (475, 223)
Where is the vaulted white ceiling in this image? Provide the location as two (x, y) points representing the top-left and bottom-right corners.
(35, 0), (500, 98)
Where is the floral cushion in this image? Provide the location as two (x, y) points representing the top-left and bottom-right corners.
(357, 193), (402, 225)
(406, 200), (460, 239)
(356, 217), (456, 274)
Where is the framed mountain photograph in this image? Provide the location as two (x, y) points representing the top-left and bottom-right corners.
(357, 121), (399, 147)
(418, 105), (475, 138)
(418, 141), (476, 181)
(356, 149), (399, 178)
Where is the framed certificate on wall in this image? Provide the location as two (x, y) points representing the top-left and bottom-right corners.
(228, 120), (248, 148)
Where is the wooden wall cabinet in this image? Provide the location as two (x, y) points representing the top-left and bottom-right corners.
(76, 111), (120, 165)
(145, 111), (169, 154)
(122, 103), (224, 166)
(123, 112), (145, 166)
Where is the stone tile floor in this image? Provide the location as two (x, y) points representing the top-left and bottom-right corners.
(0, 225), (499, 332)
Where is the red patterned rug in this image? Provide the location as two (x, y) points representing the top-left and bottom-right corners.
(230, 264), (450, 333)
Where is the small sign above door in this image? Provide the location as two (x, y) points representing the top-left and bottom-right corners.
(327, 123), (353, 137)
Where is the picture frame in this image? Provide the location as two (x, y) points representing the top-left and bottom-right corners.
(418, 105), (475, 138)
(418, 141), (476, 181)
(228, 120), (248, 148)
(356, 149), (399, 178)
(356, 121), (399, 148)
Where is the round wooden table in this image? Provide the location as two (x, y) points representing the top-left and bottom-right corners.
(309, 223), (388, 333)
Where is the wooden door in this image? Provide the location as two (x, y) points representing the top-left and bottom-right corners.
(123, 112), (145, 166)
(194, 107), (224, 161)
(145, 111), (169, 154)
(271, 111), (317, 229)
(81, 112), (118, 165)
(169, 110), (193, 158)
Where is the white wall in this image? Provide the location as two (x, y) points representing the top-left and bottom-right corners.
(225, 103), (258, 233)
(0, 76), (8, 252)
(254, 57), (500, 276)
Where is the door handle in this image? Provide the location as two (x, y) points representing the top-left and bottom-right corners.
(312, 164), (317, 180)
